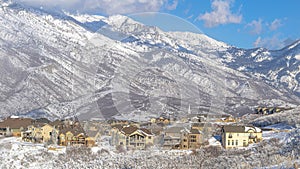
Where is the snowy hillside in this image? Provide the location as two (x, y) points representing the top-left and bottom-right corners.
(222, 40), (300, 97)
(0, 1), (299, 120)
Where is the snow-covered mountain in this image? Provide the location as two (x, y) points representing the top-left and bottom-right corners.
(222, 41), (300, 96)
(0, 1), (299, 120)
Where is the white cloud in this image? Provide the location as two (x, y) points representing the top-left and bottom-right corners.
(269, 19), (282, 31)
(246, 19), (263, 35)
(13, 0), (168, 15)
(253, 35), (285, 50)
(197, 0), (242, 27)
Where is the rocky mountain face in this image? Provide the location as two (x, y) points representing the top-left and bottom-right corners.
(222, 41), (300, 97)
(0, 1), (299, 121)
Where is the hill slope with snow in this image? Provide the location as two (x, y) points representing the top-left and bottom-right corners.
(0, 2), (299, 120)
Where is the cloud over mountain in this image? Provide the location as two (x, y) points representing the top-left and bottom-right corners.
(197, 0), (242, 27)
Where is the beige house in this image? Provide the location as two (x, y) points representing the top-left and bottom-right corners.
(150, 117), (170, 126)
(221, 125), (262, 149)
(186, 129), (202, 149)
(163, 127), (185, 149)
(41, 124), (58, 143)
(163, 127), (202, 150)
(58, 121), (95, 147)
(111, 125), (154, 150)
(22, 124), (43, 142)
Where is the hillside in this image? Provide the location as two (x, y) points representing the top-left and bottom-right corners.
(0, 1), (299, 121)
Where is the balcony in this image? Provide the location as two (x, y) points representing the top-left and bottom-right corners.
(130, 139), (145, 143)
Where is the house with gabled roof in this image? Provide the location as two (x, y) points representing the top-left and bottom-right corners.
(57, 120), (95, 147)
(163, 127), (185, 149)
(41, 124), (58, 143)
(22, 123), (44, 143)
(110, 125), (154, 150)
(221, 125), (262, 149)
(163, 126), (202, 150)
(187, 128), (202, 149)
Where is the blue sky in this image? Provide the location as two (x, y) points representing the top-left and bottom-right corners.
(164, 0), (300, 49)
(130, 0), (300, 50)
(13, 0), (300, 49)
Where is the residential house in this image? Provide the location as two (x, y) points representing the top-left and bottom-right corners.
(22, 118), (53, 143)
(82, 120), (106, 141)
(150, 116), (170, 126)
(187, 129), (202, 149)
(163, 127), (185, 149)
(220, 116), (236, 123)
(108, 118), (130, 126)
(0, 117), (33, 137)
(221, 125), (262, 149)
(41, 124), (58, 143)
(255, 107), (293, 115)
(85, 130), (101, 144)
(110, 124), (126, 146)
(163, 126), (203, 150)
(58, 120), (95, 147)
(22, 124), (43, 143)
(111, 125), (154, 150)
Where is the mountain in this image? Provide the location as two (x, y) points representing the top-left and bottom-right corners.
(222, 41), (300, 96)
(0, 1), (299, 121)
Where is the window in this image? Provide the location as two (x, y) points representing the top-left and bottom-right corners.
(49, 132), (52, 136)
(190, 135), (196, 138)
(228, 140), (230, 146)
(148, 136), (152, 139)
(183, 139), (187, 142)
(190, 139), (196, 142)
(229, 133), (232, 138)
(236, 140), (238, 145)
(232, 140), (234, 145)
(243, 140), (247, 147)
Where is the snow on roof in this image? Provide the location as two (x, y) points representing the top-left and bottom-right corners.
(10, 115), (20, 119)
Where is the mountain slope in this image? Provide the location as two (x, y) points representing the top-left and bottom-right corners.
(0, 2), (298, 120)
(223, 41), (300, 97)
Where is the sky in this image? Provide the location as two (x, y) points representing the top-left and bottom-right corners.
(13, 0), (300, 50)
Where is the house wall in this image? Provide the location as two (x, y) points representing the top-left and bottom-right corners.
(181, 135), (189, 150)
(163, 137), (181, 149)
(145, 135), (154, 145)
(33, 128), (43, 142)
(128, 133), (145, 149)
(22, 125), (42, 143)
(41, 125), (57, 143)
(223, 132), (249, 149)
(188, 133), (201, 149)
(59, 133), (66, 146)
(65, 131), (74, 146)
(222, 132), (263, 149)
(118, 133), (126, 146)
(11, 128), (22, 137)
(85, 137), (95, 147)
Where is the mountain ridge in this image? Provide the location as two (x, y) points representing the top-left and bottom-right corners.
(0, 3), (299, 121)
